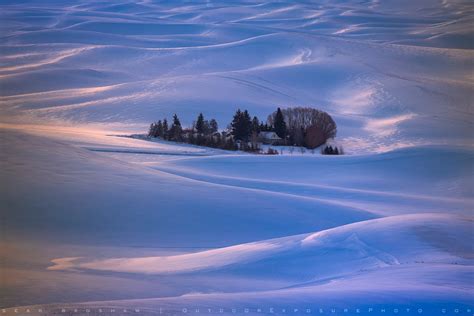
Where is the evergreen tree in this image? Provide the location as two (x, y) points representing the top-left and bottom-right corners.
(242, 110), (252, 141)
(156, 120), (163, 137)
(170, 114), (183, 141)
(259, 123), (272, 132)
(231, 109), (243, 140)
(195, 113), (205, 134)
(209, 119), (218, 134)
(148, 121), (165, 137)
(148, 123), (156, 137)
(162, 118), (169, 140)
(251, 116), (260, 134)
(274, 107), (287, 138)
(231, 109), (253, 141)
(323, 145), (335, 155)
(203, 120), (210, 135)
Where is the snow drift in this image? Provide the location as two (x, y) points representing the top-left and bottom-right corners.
(0, 0), (473, 314)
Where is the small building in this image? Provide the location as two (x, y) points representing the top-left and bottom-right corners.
(182, 128), (197, 140)
(221, 131), (233, 141)
(259, 131), (282, 145)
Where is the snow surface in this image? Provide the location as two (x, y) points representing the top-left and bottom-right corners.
(0, 0), (473, 315)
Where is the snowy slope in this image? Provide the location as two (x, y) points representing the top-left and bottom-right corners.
(1, 0), (473, 314)
(2, 129), (472, 312)
(15, 212), (474, 314)
(51, 214), (473, 276)
(1, 0), (473, 153)
(1, 129), (376, 248)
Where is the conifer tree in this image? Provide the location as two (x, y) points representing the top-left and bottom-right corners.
(209, 119), (218, 134)
(274, 107), (287, 138)
(148, 123), (156, 137)
(162, 118), (169, 140)
(170, 114), (182, 141)
(231, 109), (253, 141)
(156, 120), (163, 137)
(251, 116), (260, 134)
(195, 113), (205, 134)
(242, 110), (252, 141)
(231, 109), (243, 140)
(203, 120), (210, 135)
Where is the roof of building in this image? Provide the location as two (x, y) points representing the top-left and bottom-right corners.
(259, 131), (281, 139)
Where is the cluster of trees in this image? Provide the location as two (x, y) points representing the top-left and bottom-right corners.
(321, 145), (343, 155)
(149, 113), (238, 150)
(148, 106), (340, 154)
(267, 107), (337, 149)
(194, 113), (218, 135)
(229, 109), (270, 151)
(229, 109), (272, 140)
(186, 131), (238, 151)
(148, 114), (183, 142)
(230, 109), (257, 141)
(149, 113), (219, 141)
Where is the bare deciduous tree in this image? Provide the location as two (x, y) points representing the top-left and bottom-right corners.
(268, 107), (337, 148)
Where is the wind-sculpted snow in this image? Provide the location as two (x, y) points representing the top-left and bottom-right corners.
(41, 214), (474, 314)
(1, 0), (473, 153)
(49, 214), (473, 276)
(1, 130), (376, 247)
(1, 0), (473, 314)
(2, 128), (473, 311)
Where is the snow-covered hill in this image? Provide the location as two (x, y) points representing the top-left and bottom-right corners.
(1, 0), (473, 153)
(0, 0), (473, 315)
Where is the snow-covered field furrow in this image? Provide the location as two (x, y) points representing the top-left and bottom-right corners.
(1, 0), (473, 314)
(14, 265), (474, 315)
(49, 213), (473, 276)
(1, 130), (377, 248)
(1, 1), (472, 154)
(146, 165), (473, 217)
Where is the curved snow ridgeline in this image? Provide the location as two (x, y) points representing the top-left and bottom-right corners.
(49, 214), (472, 275)
(0, 0), (473, 314)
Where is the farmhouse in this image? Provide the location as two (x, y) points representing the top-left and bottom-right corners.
(259, 131), (282, 145)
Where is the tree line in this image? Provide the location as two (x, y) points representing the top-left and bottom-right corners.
(148, 106), (341, 154)
(148, 112), (238, 151)
(321, 145), (344, 155)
